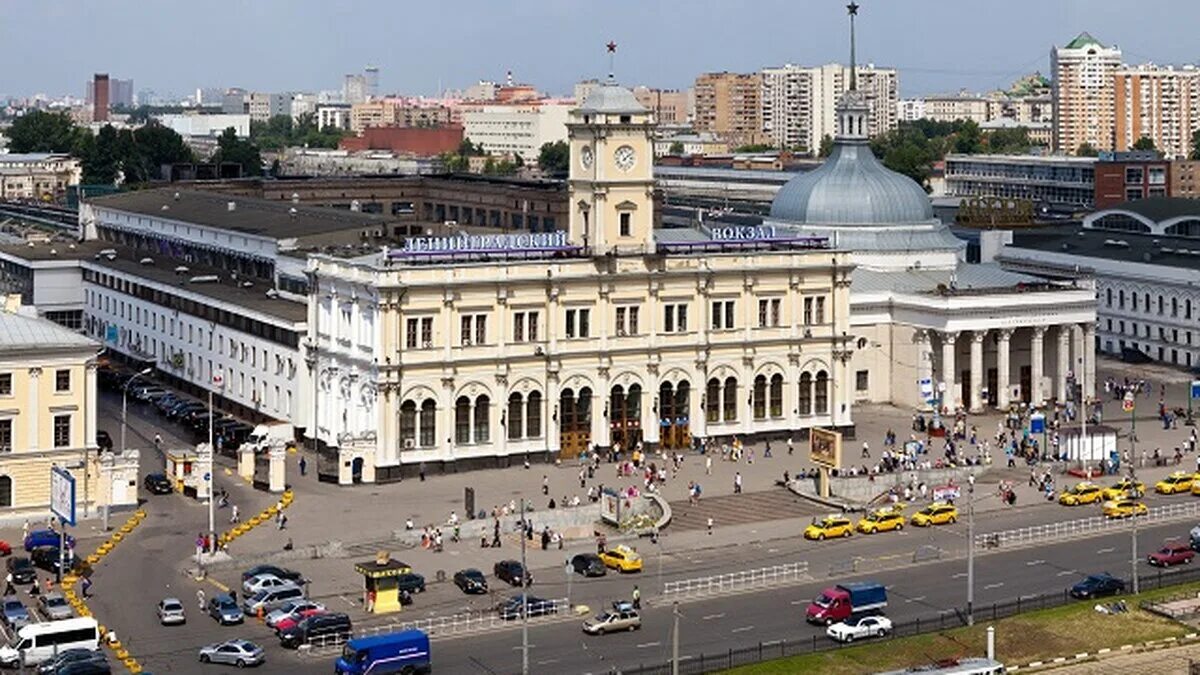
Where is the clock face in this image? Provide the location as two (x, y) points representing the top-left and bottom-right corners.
(580, 145), (593, 169)
(614, 145), (636, 172)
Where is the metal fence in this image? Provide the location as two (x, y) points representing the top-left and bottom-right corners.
(617, 566), (1200, 675)
(662, 562), (810, 598)
(301, 597), (572, 656)
(976, 500), (1200, 549)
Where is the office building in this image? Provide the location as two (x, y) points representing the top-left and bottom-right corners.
(344, 74), (368, 105)
(459, 101), (571, 163)
(632, 87), (691, 126)
(1093, 151), (1170, 209)
(222, 88), (249, 115)
(944, 154), (1097, 212)
(921, 94), (989, 123)
(248, 93), (293, 122)
(1052, 32), (1122, 154)
(92, 74), (110, 122)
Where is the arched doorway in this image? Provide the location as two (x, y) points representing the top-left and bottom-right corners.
(0, 476), (10, 507)
(350, 457), (364, 484)
(559, 387), (592, 459)
(659, 381), (691, 451)
(610, 384), (642, 452)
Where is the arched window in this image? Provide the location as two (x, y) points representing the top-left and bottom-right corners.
(769, 374), (784, 418)
(419, 399), (436, 447)
(675, 381), (690, 422)
(455, 396), (471, 444)
(1188, 299), (1194, 320)
(706, 378), (720, 423)
(474, 395), (490, 443)
(626, 384), (642, 422)
(799, 373), (813, 415)
(526, 392), (542, 438)
(815, 370), (829, 414)
(723, 377), (738, 422)
(0, 476), (10, 508)
(753, 375), (767, 420)
(400, 400), (417, 446)
(561, 389), (576, 431)
(576, 388), (593, 430)
(1106, 288), (1113, 306)
(507, 393), (524, 441)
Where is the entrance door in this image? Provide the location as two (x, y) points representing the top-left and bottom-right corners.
(609, 385), (642, 452)
(659, 382), (692, 451)
(559, 388), (592, 459)
(986, 368), (998, 407)
(1020, 366), (1032, 403)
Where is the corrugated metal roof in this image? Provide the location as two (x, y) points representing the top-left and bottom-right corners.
(852, 263), (1041, 294)
(0, 311), (96, 351)
(576, 79), (647, 115)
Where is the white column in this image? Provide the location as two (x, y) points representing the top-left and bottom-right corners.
(997, 329), (1012, 409)
(1057, 325), (1071, 402)
(916, 330), (934, 410)
(27, 368), (40, 450)
(547, 375), (561, 456)
(691, 372), (707, 443)
(643, 383), (659, 447)
(85, 363), (98, 448)
(941, 332), (958, 411)
(594, 376), (611, 449)
(1083, 323), (1097, 400)
(1031, 327), (1046, 406)
(970, 330), (986, 413)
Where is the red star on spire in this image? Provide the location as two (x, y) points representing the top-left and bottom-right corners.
(606, 41), (617, 53)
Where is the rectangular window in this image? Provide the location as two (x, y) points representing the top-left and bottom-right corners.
(421, 318), (433, 347)
(0, 374), (11, 397)
(803, 297), (814, 325)
(619, 212), (632, 237)
(475, 315), (487, 344)
(1126, 166), (1144, 184)
(513, 312), (525, 343)
(758, 298), (782, 327)
(616, 306), (640, 336)
(565, 309), (577, 338)
(711, 300), (735, 330)
(54, 369), (70, 393)
(855, 370), (869, 391)
(528, 312), (539, 341)
(616, 307), (626, 335)
(406, 318), (419, 349)
(629, 306), (639, 335)
(663, 304), (688, 333)
(53, 414), (70, 448)
(578, 308), (590, 338)
(0, 419), (10, 452)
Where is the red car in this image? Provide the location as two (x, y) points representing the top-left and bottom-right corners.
(0, 541), (10, 556)
(273, 608), (326, 634)
(1148, 542), (1195, 567)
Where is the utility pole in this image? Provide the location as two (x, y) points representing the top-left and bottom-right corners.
(1131, 497), (1140, 594)
(672, 601), (681, 675)
(967, 485), (975, 626)
(521, 497), (529, 675)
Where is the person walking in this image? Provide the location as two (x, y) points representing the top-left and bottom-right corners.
(299, 455), (307, 477)
(764, 441), (772, 458)
(4, 573), (13, 596)
(542, 475), (549, 496)
(861, 442), (870, 459)
(197, 588), (206, 611)
(706, 517), (714, 536)
(632, 585), (641, 610)
(705, 455), (712, 475)
(733, 472), (742, 494)
(80, 576), (92, 598)
(230, 504), (240, 524)
(787, 436), (794, 456)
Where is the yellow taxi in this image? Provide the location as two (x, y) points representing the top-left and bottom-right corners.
(1155, 472), (1194, 495)
(599, 544), (644, 573)
(1058, 482), (1104, 506)
(910, 502), (958, 527)
(1101, 478), (1145, 501)
(855, 509), (905, 534)
(804, 515), (854, 540)
(1102, 499), (1149, 519)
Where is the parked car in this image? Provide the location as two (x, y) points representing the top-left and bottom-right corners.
(272, 608), (326, 635)
(570, 553), (607, 577)
(143, 473), (174, 495)
(55, 659), (112, 674)
(498, 594), (557, 620)
(206, 594), (244, 625)
(241, 565), (304, 584)
(278, 612), (352, 649)
(35, 648), (108, 675)
(827, 615), (893, 643)
(2, 598), (30, 629)
(454, 568), (488, 594)
(24, 529), (73, 552)
(265, 600), (325, 629)
(242, 585), (305, 615)
(31, 546), (78, 574)
(242, 573), (295, 596)
(1070, 573), (1125, 599)
(394, 573), (426, 594)
(1148, 542), (1195, 567)
(598, 545), (643, 573)
(157, 597), (186, 626)
(494, 560), (532, 587)
(166, 401), (204, 420)
(94, 430), (113, 451)
(6, 556), (36, 584)
(37, 592), (73, 621)
(131, 386), (166, 402)
(582, 601), (640, 634)
(198, 639), (265, 668)
(154, 394), (183, 414)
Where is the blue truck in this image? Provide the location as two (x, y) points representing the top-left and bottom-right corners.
(335, 629), (431, 675)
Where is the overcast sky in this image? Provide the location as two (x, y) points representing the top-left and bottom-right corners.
(5, 0), (1200, 100)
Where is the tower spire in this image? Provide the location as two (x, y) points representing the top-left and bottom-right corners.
(606, 41), (618, 81)
(847, 2), (859, 91)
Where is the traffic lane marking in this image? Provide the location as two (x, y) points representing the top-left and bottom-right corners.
(205, 577), (231, 593)
(732, 625), (754, 633)
(702, 613), (726, 620)
(983, 582), (1005, 590)
(1097, 547), (1115, 554)
(637, 641), (661, 648)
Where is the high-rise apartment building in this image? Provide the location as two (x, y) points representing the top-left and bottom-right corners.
(759, 64), (896, 153)
(344, 74), (368, 104)
(92, 73), (110, 122)
(694, 72), (763, 147)
(109, 79), (133, 108)
(1052, 32), (1122, 154)
(1114, 65), (1200, 159)
(632, 86), (692, 126)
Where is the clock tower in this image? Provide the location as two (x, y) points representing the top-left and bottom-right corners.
(567, 75), (656, 255)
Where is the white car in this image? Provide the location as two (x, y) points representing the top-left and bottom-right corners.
(265, 600), (325, 629)
(826, 614), (892, 643)
(157, 597), (186, 626)
(242, 573), (292, 596)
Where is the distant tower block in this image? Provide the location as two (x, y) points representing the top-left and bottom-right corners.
(365, 66), (379, 99)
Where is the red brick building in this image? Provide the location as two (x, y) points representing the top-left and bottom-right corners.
(339, 125), (464, 156)
(1094, 151), (1171, 209)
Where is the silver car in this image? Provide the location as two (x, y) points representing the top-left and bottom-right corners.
(582, 602), (641, 635)
(36, 592), (73, 621)
(157, 597), (186, 626)
(198, 639), (265, 668)
(242, 573), (292, 597)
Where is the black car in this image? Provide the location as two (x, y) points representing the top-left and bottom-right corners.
(165, 401), (204, 420)
(395, 573), (426, 593)
(52, 661), (111, 675)
(495, 560), (532, 587)
(30, 547), (77, 574)
(570, 553), (607, 577)
(95, 430), (113, 451)
(144, 473), (173, 495)
(1070, 573), (1125, 599)
(454, 568), (488, 594)
(497, 594), (557, 620)
(6, 556), (35, 584)
(154, 394), (182, 415)
(278, 612), (352, 649)
(241, 565), (304, 584)
(35, 648), (108, 674)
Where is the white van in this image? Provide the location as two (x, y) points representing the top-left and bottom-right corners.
(0, 617), (100, 666)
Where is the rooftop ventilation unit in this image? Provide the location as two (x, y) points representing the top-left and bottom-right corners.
(189, 275), (219, 284)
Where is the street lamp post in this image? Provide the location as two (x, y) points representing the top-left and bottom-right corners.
(967, 483), (975, 626)
(119, 367), (154, 531)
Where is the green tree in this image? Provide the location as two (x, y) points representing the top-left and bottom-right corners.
(668, 141), (684, 155)
(458, 138), (485, 157)
(985, 127), (1032, 154)
(81, 125), (122, 185)
(1076, 142), (1099, 157)
(123, 122), (195, 183)
(211, 127), (263, 176)
(734, 143), (773, 153)
(818, 134), (834, 158)
(6, 110), (83, 153)
(1132, 136), (1157, 151)
(952, 120), (983, 154)
(537, 140), (569, 174)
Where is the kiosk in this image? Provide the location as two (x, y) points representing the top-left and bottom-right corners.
(354, 552), (412, 615)
(163, 450), (211, 500)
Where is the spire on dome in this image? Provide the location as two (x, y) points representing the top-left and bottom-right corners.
(847, 2), (859, 91)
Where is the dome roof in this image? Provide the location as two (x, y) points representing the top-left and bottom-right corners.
(577, 78), (646, 115)
(769, 141), (934, 225)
